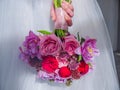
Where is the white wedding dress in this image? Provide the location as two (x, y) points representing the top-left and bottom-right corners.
(0, 0), (119, 90)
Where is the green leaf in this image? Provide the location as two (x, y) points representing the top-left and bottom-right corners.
(77, 32), (80, 41)
(54, 0), (62, 8)
(80, 37), (85, 45)
(88, 63), (92, 68)
(49, 79), (54, 82)
(55, 29), (65, 38)
(54, 0), (71, 8)
(65, 0), (71, 3)
(37, 30), (52, 35)
(77, 55), (82, 62)
(66, 79), (72, 86)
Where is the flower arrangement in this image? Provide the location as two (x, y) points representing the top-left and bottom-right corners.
(19, 0), (100, 86)
(19, 29), (99, 86)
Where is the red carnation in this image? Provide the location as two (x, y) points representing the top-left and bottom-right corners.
(77, 60), (89, 75)
(59, 66), (71, 78)
(42, 56), (58, 73)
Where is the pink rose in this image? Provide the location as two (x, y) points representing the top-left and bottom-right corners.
(63, 35), (80, 55)
(39, 34), (62, 56)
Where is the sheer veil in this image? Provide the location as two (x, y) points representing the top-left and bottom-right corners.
(0, 0), (119, 90)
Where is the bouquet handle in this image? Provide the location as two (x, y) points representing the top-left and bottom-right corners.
(53, 0), (72, 37)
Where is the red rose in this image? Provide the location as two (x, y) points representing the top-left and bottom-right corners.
(77, 60), (89, 75)
(42, 56), (58, 73)
(59, 66), (71, 78)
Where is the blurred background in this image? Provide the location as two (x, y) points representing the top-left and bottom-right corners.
(97, 0), (120, 85)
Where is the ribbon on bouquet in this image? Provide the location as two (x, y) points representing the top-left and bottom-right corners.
(53, 0), (72, 38)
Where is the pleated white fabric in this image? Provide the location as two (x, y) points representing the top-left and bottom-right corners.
(0, 0), (119, 90)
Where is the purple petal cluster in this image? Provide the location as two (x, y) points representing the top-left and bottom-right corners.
(81, 38), (100, 62)
(19, 31), (40, 62)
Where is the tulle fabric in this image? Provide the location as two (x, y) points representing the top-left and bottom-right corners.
(0, 0), (119, 90)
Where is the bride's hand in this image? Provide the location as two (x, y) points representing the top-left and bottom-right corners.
(61, 0), (74, 17)
(51, 0), (74, 26)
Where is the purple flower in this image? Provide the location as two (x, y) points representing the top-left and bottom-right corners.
(37, 70), (68, 83)
(37, 70), (54, 80)
(74, 47), (81, 55)
(19, 47), (30, 63)
(19, 31), (40, 62)
(68, 56), (79, 70)
(81, 38), (100, 62)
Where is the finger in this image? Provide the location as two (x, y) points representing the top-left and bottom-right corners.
(64, 11), (73, 26)
(50, 3), (56, 21)
(61, 3), (74, 17)
(62, 0), (74, 11)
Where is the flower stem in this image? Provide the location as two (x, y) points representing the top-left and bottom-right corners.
(54, 0), (71, 8)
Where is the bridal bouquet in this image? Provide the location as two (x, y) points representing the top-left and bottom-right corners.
(19, 0), (99, 86)
(19, 30), (99, 85)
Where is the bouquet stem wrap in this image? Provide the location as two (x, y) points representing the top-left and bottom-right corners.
(54, 0), (71, 30)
